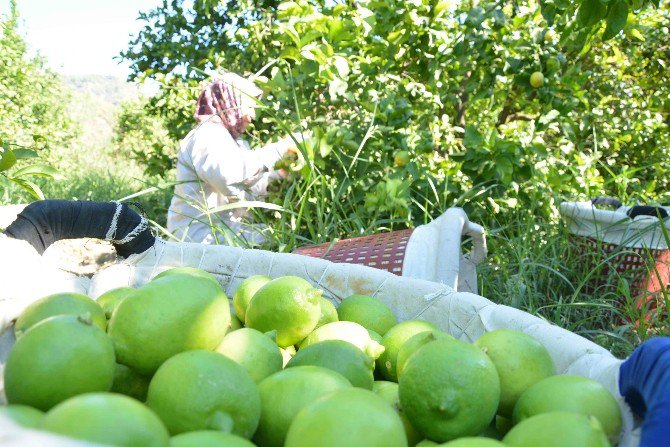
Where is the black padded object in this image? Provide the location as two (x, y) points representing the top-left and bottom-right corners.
(5, 200), (155, 258)
(627, 206), (669, 220)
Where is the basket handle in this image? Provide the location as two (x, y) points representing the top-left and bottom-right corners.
(627, 206), (669, 220)
(591, 196), (623, 209)
(463, 221), (488, 265)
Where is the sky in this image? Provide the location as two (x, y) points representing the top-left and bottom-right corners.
(0, 0), (163, 78)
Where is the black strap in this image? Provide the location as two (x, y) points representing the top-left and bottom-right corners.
(5, 200), (155, 258)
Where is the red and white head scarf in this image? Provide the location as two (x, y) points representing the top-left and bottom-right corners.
(194, 73), (262, 139)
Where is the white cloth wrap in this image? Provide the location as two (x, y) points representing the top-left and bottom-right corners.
(0, 237), (640, 446)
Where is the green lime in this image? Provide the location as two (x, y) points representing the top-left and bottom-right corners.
(495, 415), (513, 436)
(233, 275), (271, 322)
(229, 313), (243, 332)
(503, 412), (610, 447)
(415, 441), (439, 447)
(287, 339), (374, 389)
(399, 339), (500, 442)
(394, 151), (411, 167)
(0, 405), (44, 428)
(108, 273), (230, 374)
(373, 381), (423, 446)
(530, 72), (544, 88)
(146, 350), (260, 438)
(96, 287), (135, 319)
(170, 431), (256, 447)
(42, 392), (169, 447)
(285, 388), (407, 447)
(396, 330), (455, 378)
(474, 329), (554, 417)
(111, 363), (151, 402)
(377, 320), (440, 382)
(253, 365), (352, 447)
(5, 315), (115, 411)
(337, 294), (398, 336)
(245, 276), (322, 348)
(368, 329), (383, 343)
(513, 375), (621, 443)
(216, 328), (283, 384)
(441, 439), (506, 446)
(154, 267), (220, 285)
(14, 292), (106, 337)
(298, 321), (385, 359)
(281, 345), (296, 367)
(316, 296), (339, 329)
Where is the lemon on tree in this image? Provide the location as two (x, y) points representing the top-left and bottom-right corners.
(474, 329), (554, 417)
(377, 320), (440, 382)
(0, 405), (44, 428)
(41, 392), (170, 447)
(285, 387), (408, 447)
(399, 338), (500, 442)
(287, 339), (375, 389)
(530, 72), (544, 88)
(512, 375), (622, 443)
(503, 412), (610, 447)
(232, 275), (271, 322)
(394, 151), (411, 167)
(146, 350), (260, 438)
(4, 315), (115, 411)
(171, 431), (256, 447)
(337, 294), (397, 336)
(373, 381), (423, 446)
(254, 365), (352, 447)
(216, 328), (283, 384)
(299, 320), (385, 359)
(14, 292), (106, 337)
(245, 276), (322, 348)
(108, 271), (230, 374)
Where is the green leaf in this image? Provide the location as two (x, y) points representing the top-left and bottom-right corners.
(601, 0), (628, 40)
(11, 178), (45, 200)
(0, 148), (17, 172)
(12, 148), (39, 159)
(12, 163), (63, 179)
(576, 0), (607, 29)
(463, 126), (484, 150)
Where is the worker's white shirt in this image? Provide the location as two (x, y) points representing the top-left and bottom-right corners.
(167, 122), (285, 245)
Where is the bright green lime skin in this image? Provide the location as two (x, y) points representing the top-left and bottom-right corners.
(170, 431), (257, 447)
(216, 328), (283, 384)
(512, 375), (622, 442)
(153, 267), (221, 285)
(396, 331), (455, 378)
(14, 292), (106, 337)
(254, 366), (352, 447)
(5, 315), (115, 411)
(373, 381), (423, 447)
(233, 275), (272, 322)
(96, 287), (135, 319)
(287, 340), (374, 389)
(245, 276), (321, 348)
(441, 438), (506, 446)
(108, 273), (230, 375)
(337, 294), (398, 336)
(146, 350), (260, 438)
(42, 393), (170, 447)
(0, 405), (44, 428)
(285, 388), (408, 447)
(376, 320), (440, 382)
(474, 329), (555, 418)
(316, 296), (339, 329)
(111, 363), (151, 402)
(503, 412), (611, 447)
(298, 321), (384, 360)
(399, 339), (500, 443)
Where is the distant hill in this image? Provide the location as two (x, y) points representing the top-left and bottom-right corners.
(63, 75), (141, 107)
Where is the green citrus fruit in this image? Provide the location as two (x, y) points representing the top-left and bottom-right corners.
(337, 294), (398, 335)
(530, 72), (544, 88)
(298, 321), (385, 359)
(245, 276), (322, 348)
(376, 320), (440, 382)
(110, 363), (151, 402)
(513, 375), (621, 443)
(280, 345), (296, 367)
(544, 29), (557, 43)
(399, 339), (500, 442)
(14, 292), (106, 337)
(285, 388), (407, 447)
(229, 313), (244, 332)
(368, 329), (383, 343)
(233, 275), (271, 322)
(474, 329), (554, 417)
(42, 392), (170, 447)
(316, 296), (339, 329)
(396, 330), (455, 378)
(4, 315), (115, 411)
(503, 412), (610, 447)
(216, 328), (283, 384)
(441, 439), (506, 446)
(394, 151), (411, 167)
(153, 266), (220, 285)
(96, 287), (135, 319)
(545, 57), (561, 73)
(170, 431), (256, 447)
(287, 339), (375, 389)
(416, 441), (439, 447)
(495, 415), (513, 436)
(146, 350), (260, 438)
(254, 365), (352, 447)
(373, 381), (423, 446)
(0, 405), (44, 428)
(108, 273), (230, 374)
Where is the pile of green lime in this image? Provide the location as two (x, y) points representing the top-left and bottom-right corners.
(1, 269), (622, 447)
